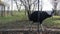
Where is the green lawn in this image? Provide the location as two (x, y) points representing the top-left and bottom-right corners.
(0, 11), (28, 29)
(43, 16), (60, 28)
(0, 11), (60, 29)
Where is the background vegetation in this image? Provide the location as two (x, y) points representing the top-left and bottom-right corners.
(0, 11), (60, 29)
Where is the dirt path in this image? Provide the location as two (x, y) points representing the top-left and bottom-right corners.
(0, 28), (60, 31)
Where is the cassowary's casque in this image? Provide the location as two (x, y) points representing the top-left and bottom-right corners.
(29, 10), (54, 24)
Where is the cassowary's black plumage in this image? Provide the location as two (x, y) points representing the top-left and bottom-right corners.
(29, 11), (54, 24)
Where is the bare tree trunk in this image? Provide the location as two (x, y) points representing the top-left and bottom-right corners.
(11, 0), (13, 16)
(32, 4), (35, 11)
(3, 5), (5, 16)
(54, 2), (58, 15)
(1, 6), (4, 16)
(11, 10), (13, 16)
(25, 7), (27, 15)
(20, 0), (37, 16)
(7, 6), (9, 16)
(14, 0), (19, 11)
(14, 0), (22, 12)
(1, 11), (3, 16)
(18, 4), (22, 12)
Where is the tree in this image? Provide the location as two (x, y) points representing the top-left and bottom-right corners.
(50, 0), (60, 15)
(14, 0), (22, 12)
(11, 0), (13, 16)
(7, 6), (10, 16)
(20, 0), (37, 15)
(0, 0), (6, 16)
(1, 6), (5, 16)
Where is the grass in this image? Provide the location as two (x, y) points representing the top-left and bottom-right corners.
(0, 11), (28, 29)
(43, 16), (60, 28)
(0, 11), (60, 29)
(0, 11), (27, 22)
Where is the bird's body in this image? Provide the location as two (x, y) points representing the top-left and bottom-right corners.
(29, 11), (54, 24)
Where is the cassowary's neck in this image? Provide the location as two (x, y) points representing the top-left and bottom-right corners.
(51, 10), (54, 16)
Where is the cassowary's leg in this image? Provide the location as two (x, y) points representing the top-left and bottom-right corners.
(37, 23), (40, 34)
(41, 24), (44, 31)
(29, 21), (33, 31)
(37, 23), (43, 34)
(30, 23), (33, 31)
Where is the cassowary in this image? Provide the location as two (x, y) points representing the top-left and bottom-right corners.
(28, 10), (54, 31)
(29, 10), (54, 24)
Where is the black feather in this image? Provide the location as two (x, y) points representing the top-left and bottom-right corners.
(29, 11), (54, 24)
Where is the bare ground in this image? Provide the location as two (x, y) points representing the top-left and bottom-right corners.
(0, 20), (60, 34)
